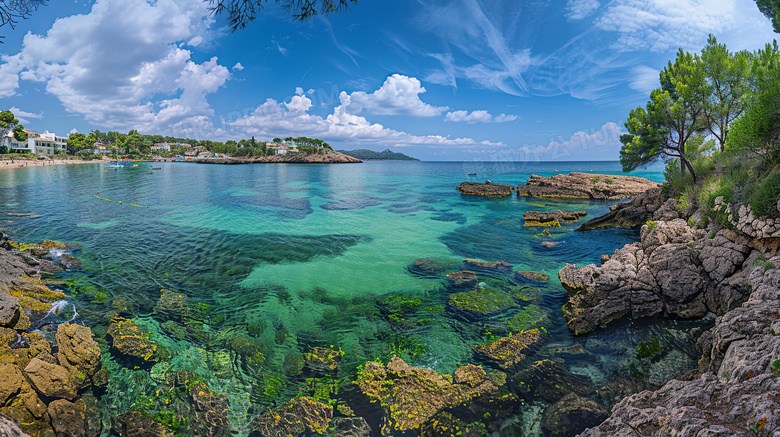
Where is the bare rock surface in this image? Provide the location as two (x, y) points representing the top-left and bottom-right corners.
(516, 172), (659, 200)
(558, 219), (757, 334)
(523, 209), (587, 226)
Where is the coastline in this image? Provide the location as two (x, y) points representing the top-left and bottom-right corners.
(0, 158), (106, 171)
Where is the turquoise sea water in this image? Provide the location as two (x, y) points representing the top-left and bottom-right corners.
(1, 161), (699, 434)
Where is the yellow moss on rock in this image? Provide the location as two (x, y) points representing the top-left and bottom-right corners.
(250, 396), (333, 437)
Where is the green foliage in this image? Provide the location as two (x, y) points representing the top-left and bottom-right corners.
(771, 359), (780, 376)
(604, 177), (613, 184)
(645, 220), (658, 231)
(590, 177), (600, 183)
(213, 0), (358, 31)
(753, 255), (777, 270)
(744, 169), (780, 216)
(755, 0), (780, 32)
(93, 292), (109, 303)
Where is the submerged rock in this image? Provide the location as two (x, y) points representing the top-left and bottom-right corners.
(106, 318), (160, 366)
(474, 329), (546, 370)
(463, 259), (513, 271)
(407, 258), (456, 276)
(523, 210), (587, 227)
(448, 287), (517, 315)
(516, 172), (659, 200)
(540, 241), (559, 248)
(541, 393), (608, 437)
(510, 359), (594, 403)
(356, 356), (507, 434)
(0, 414), (29, 437)
(111, 411), (168, 437)
(446, 270), (477, 288)
(515, 270), (550, 283)
(152, 289), (190, 321)
(250, 397), (333, 437)
(457, 181), (515, 197)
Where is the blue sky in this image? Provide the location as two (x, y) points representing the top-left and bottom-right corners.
(0, 0), (776, 160)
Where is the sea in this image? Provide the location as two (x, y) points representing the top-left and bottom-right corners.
(0, 160), (703, 435)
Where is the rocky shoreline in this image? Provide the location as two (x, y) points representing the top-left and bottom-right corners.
(560, 189), (780, 436)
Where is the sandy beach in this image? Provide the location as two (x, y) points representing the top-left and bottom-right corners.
(0, 157), (106, 171)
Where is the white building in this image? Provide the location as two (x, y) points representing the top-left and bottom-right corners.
(2, 130), (68, 155)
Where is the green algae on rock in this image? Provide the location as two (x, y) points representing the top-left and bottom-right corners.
(448, 287), (517, 315)
(106, 317), (161, 365)
(250, 396), (333, 437)
(515, 270), (550, 283)
(356, 356), (507, 434)
(474, 329), (546, 370)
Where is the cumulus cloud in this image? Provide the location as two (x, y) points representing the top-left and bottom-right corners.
(345, 74), (448, 117)
(232, 62), (244, 71)
(229, 90), (504, 149)
(0, 0), (229, 134)
(8, 106), (43, 125)
(566, 0), (600, 20)
(444, 110), (517, 123)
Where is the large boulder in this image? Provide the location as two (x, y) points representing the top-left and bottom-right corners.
(250, 397), (333, 437)
(457, 181), (515, 197)
(0, 364), (24, 405)
(474, 329), (546, 370)
(516, 172), (659, 200)
(106, 318), (160, 366)
(55, 323), (102, 378)
(23, 358), (77, 401)
(111, 411), (168, 437)
(47, 399), (88, 437)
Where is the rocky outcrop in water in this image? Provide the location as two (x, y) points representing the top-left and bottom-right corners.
(456, 181), (516, 196)
(559, 218), (760, 334)
(516, 172), (659, 200)
(523, 209), (587, 227)
(580, 260), (780, 436)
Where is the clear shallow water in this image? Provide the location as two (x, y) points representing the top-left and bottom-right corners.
(0, 161), (695, 434)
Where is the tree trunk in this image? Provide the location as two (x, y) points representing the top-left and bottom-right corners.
(681, 156), (697, 184)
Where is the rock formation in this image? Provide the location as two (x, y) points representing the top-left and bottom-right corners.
(523, 209), (587, 227)
(194, 150), (362, 164)
(577, 187), (674, 230)
(516, 172), (659, 200)
(457, 180), (516, 196)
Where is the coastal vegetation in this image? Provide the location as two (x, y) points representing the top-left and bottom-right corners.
(621, 37), (780, 222)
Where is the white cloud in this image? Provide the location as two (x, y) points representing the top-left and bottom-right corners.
(0, 0), (229, 134)
(628, 65), (660, 95)
(188, 35), (204, 47)
(273, 39), (288, 56)
(285, 94), (313, 112)
(595, 0), (775, 53)
(295, 87), (304, 96)
(444, 110), (517, 123)
(8, 106), (43, 125)
(519, 122), (623, 160)
(566, 0), (600, 20)
(345, 74), (448, 117)
(229, 91), (505, 149)
(232, 62), (244, 71)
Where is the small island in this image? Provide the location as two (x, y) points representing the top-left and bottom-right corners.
(336, 149), (419, 161)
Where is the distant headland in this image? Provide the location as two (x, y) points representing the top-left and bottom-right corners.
(337, 149), (419, 161)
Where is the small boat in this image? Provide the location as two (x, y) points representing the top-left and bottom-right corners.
(151, 167), (161, 170)
(468, 173), (477, 176)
